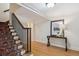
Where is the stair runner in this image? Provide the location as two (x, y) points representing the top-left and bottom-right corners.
(0, 21), (26, 56)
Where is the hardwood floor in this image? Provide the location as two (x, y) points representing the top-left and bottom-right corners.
(31, 41), (79, 56)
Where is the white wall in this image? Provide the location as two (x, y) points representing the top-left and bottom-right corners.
(0, 3), (9, 12)
(34, 13), (79, 51)
(34, 20), (50, 43)
(0, 3), (9, 22)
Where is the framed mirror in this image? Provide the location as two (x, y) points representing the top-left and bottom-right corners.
(50, 19), (64, 37)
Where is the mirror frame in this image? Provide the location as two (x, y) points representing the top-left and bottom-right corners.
(50, 19), (64, 37)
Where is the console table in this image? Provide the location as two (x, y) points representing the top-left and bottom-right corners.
(47, 35), (67, 51)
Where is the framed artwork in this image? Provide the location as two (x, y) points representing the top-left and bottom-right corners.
(50, 19), (64, 37)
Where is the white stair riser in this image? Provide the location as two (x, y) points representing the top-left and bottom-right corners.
(21, 49), (26, 55)
(13, 36), (19, 40)
(15, 40), (21, 44)
(14, 36), (19, 39)
(10, 30), (15, 32)
(12, 33), (16, 35)
(18, 45), (23, 49)
(14, 39), (19, 40)
(9, 27), (13, 29)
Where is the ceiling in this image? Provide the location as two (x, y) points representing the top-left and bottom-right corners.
(21, 3), (79, 19)
(15, 3), (79, 25)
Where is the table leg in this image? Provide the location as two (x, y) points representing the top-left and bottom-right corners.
(47, 37), (50, 46)
(65, 38), (67, 51)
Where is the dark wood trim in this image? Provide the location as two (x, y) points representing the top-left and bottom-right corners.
(27, 29), (28, 52)
(50, 19), (64, 37)
(12, 13), (31, 29)
(63, 20), (65, 37)
(3, 9), (9, 12)
(50, 21), (52, 36)
(51, 19), (64, 22)
(26, 28), (31, 52)
(29, 28), (31, 51)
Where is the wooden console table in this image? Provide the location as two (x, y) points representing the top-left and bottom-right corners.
(47, 35), (67, 51)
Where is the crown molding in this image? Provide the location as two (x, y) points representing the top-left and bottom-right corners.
(17, 3), (48, 20)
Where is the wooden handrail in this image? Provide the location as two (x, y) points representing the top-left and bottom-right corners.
(12, 13), (31, 29)
(3, 9), (9, 12)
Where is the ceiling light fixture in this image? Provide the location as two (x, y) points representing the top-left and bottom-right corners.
(46, 3), (55, 8)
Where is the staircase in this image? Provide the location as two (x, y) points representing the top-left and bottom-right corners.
(0, 21), (26, 56)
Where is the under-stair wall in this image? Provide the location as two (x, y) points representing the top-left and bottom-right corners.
(12, 13), (31, 53)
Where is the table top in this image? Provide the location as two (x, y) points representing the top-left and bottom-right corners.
(47, 35), (67, 39)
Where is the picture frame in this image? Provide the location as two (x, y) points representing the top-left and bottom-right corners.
(50, 19), (64, 37)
